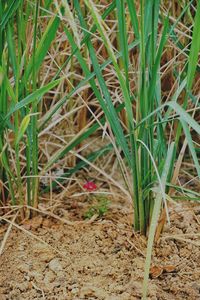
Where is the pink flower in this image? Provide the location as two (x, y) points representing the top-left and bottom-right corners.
(83, 181), (97, 192)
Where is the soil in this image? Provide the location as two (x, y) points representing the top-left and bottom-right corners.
(0, 196), (200, 300)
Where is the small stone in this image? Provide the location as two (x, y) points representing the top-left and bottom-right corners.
(71, 287), (79, 294)
(191, 282), (200, 292)
(49, 258), (63, 273)
(120, 292), (131, 300)
(42, 218), (53, 228)
(80, 286), (94, 297)
(17, 263), (31, 273)
(17, 282), (29, 292)
(28, 271), (43, 283)
(179, 248), (191, 258)
(43, 270), (56, 284)
(107, 229), (117, 239)
(43, 283), (56, 293)
(9, 289), (21, 297)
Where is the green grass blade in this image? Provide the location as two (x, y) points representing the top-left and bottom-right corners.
(142, 142), (175, 299)
(0, 0), (22, 30)
(15, 114), (31, 146)
(6, 24), (18, 81)
(180, 119), (200, 179)
(186, 0), (200, 91)
(168, 101), (200, 135)
(136, 101), (200, 136)
(0, 66), (17, 103)
(6, 79), (61, 119)
(116, 0), (129, 88)
(148, 17), (169, 102)
(22, 15), (60, 85)
(126, 0), (139, 39)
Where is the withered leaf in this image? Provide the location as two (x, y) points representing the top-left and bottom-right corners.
(150, 266), (163, 278)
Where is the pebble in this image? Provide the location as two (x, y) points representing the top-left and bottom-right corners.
(28, 271), (44, 283)
(17, 263), (31, 273)
(49, 258), (63, 273)
(71, 287), (79, 294)
(43, 270), (56, 284)
(120, 292), (132, 300)
(16, 282), (30, 292)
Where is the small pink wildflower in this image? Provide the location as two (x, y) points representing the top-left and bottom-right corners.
(83, 181), (97, 192)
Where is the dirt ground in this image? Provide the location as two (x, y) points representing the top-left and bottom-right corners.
(0, 195), (200, 300)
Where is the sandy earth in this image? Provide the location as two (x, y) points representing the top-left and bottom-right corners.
(0, 199), (200, 300)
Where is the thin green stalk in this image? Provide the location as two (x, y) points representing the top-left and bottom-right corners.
(142, 143), (174, 299)
(171, 0), (200, 185)
(138, 0), (148, 233)
(31, 0), (40, 209)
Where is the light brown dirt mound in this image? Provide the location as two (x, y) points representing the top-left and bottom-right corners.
(0, 203), (200, 300)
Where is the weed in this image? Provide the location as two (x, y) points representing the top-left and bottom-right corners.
(84, 197), (110, 219)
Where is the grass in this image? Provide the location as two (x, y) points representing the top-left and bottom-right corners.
(0, 1), (200, 298)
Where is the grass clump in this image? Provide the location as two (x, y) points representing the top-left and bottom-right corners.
(0, 0), (199, 230)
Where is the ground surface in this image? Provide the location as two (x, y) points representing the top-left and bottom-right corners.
(0, 197), (200, 300)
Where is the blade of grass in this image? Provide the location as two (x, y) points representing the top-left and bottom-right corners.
(172, 0), (200, 181)
(142, 142), (174, 299)
(5, 79), (62, 119)
(21, 15), (60, 87)
(136, 101), (200, 136)
(186, 0), (200, 91)
(126, 0), (139, 39)
(180, 119), (200, 179)
(0, 0), (22, 30)
(15, 114), (31, 146)
(116, 0), (129, 89)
